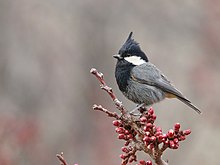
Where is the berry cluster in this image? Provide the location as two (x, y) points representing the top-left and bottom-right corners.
(112, 107), (191, 165)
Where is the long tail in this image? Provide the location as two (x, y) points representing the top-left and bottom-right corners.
(177, 97), (201, 114)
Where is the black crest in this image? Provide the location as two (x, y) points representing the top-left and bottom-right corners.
(119, 32), (148, 62)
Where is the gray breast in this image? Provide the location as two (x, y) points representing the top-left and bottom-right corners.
(123, 79), (166, 105)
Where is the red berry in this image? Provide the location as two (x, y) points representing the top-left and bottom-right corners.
(118, 134), (126, 139)
(149, 143), (154, 149)
(173, 143), (179, 149)
(146, 160), (152, 165)
(139, 160), (146, 165)
(145, 131), (150, 136)
(113, 120), (121, 127)
(150, 136), (156, 142)
(179, 135), (186, 141)
(156, 126), (162, 132)
(121, 147), (129, 153)
(124, 141), (130, 146)
(127, 134), (133, 139)
(120, 154), (126, 159)
(152, 114), (157, 120)
(140, 116), (147, 123)
(143, 136), (150, 142)
(174, 123), (180, 131)
(167, 129), (175, 139)
(148, 108), (154, 115)
(169, 140), (175, 148)
(146, 123), (153, 128)
(183, 129), (191, 135)
(162, 134), (167, 139)
(173, 138), (179, 144)
(157, 134), (163, 142)
(143, 126), (148, 132)
(124, 130), (130, 135)
(115, 127), (124, 134)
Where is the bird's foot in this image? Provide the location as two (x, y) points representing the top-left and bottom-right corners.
(129, 103), (145, 115)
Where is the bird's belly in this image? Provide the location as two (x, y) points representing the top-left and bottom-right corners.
(123, 81), (165, 105)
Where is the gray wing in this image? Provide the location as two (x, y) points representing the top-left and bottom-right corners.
(130, 63), (188, 101)
(131, 63), (201, 114)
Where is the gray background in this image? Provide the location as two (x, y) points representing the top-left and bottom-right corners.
(0, 0), (219, 165)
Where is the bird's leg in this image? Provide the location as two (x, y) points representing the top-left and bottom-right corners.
(129, 103), (145, 115)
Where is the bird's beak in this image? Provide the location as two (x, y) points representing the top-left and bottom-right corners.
(113, 54), (122, 60)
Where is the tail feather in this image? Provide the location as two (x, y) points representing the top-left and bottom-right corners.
(177, 97), (201, 114)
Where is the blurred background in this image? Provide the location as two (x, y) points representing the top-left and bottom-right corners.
(0, 0), (219, 165)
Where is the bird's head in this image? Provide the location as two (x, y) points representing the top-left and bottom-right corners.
(113, 32), (149, 65)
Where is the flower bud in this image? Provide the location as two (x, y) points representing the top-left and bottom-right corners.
(143, 136), (150, 142)
(146, 160), (152, 165)
(118, 134), (126, 139)
(152, 114), (157, 120)
(115, 127), (124, 134)
(124, 130), (130, 135)
(148, 108), (154, 115)
(140, 116), (147, 123)
(139, 160), (146, 165)
(179, 135), (186, 141)
(169, 140), (175, 148)
(150, 136), (156, 142)
(174, 123), (180, 131)
(112, 120), (121, 127)
(127, 134), (133, 139)
(146, 123), (153, 128)
(167, 129), (175, 139)
(173, 138), (179, 144)
(120, 154), (126, 159)
(121, 147), (129, 153)
(183, 129), (191, 135)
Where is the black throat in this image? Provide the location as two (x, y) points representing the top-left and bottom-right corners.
(115, 60), (134, 92)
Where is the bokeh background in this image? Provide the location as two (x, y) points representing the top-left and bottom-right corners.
(0, 0), (219, 165)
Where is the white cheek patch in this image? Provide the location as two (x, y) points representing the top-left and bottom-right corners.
(124, 56), (146, 65)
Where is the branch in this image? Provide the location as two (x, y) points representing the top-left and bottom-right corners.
(91, 68), (192, 165)
(56, 152), (68, 165)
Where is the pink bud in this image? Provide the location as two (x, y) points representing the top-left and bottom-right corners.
(118, 134), (126, 139)
(179, 135), (186, 141)
(174, 123), (180, 131)
(139, 160), (146, 165)
(146, 123), (153, 128)
(124, 141), (130, 146)
(173, 143), (179, 149)
(140, 116), (147, 123)
(143, 126), (149, 132)
(152, 114), (157, 120)
(145, 131), (150, 136)
(156, 126), (162, 133)
(157, 135), (163, 143)
(169, 140), (175, 148)
(162, 134), (167, 139)
(146, 160), (152, 165)
(121, 147), (129, 153)
(150, 136), (156, 142)
(124, 130), (130, 135)
(143, 136), (150, 142)
(173, 138), (179, 144)
(120, 154), (126, 159)
(115, 127), (124, 134)
(127, 134), (133, 139)
(155, 132), (162, 137)
(167, 129), (175, 139)
(113, 120), (121, 127)
(148, 108), (154, 115)
(183, 129), (191, 135)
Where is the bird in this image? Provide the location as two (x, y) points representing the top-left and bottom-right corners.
(113, 32), (201, 114)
